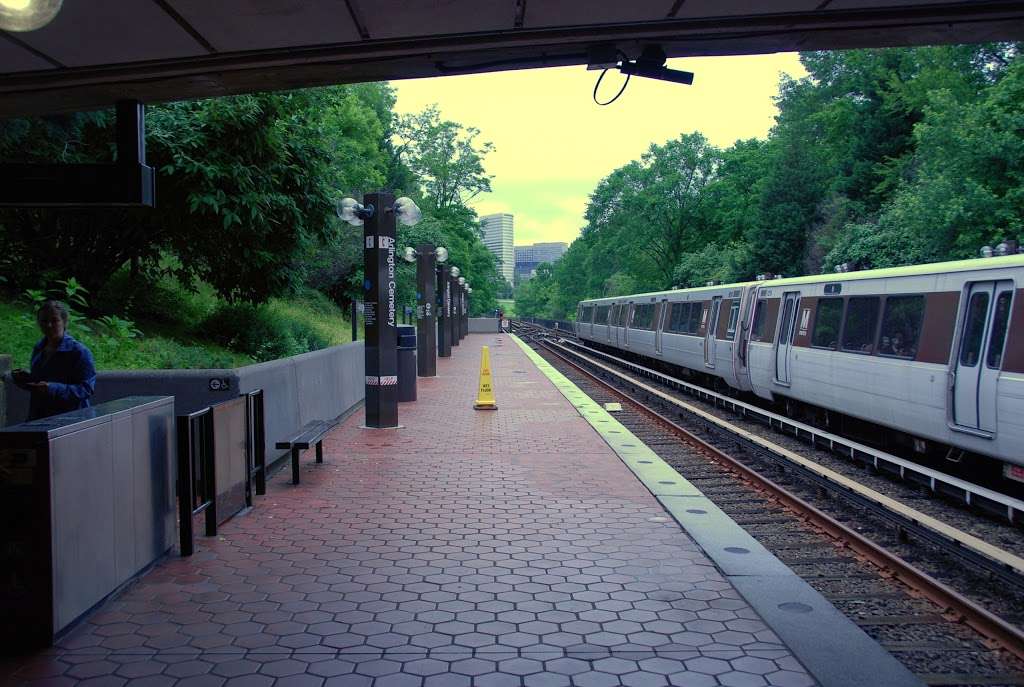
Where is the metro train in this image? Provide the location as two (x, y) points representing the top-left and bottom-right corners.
(574, 254), (1024, 480)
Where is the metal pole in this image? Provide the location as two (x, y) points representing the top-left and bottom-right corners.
(461, 286), (469, 339)
(362, 191), (399, 429)
(449, 273), (460, 347)
(351, 301), (358, 342)
(437, 264), (451, 358)
(417, 243), (437, 376)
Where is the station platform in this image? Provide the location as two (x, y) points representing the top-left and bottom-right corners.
(4, 333), (918, 687)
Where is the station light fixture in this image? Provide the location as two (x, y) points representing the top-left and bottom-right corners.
(402, 245), (448, 264)
(458, 277), (466, 286)
(338, 196), (420, 228)
(337, 197), (372, 226)
(0, 0), (62, 32)
(392, 197), (422, 226)
(450, 266), (461, 278)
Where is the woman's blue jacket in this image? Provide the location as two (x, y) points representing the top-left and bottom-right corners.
(25, 334), (97, 420)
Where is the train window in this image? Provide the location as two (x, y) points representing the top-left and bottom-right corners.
(688, 303), (704, 334)
(778, 300), (794, 345)
(811, 298), (844, 349)
(580, 306), (593, 323)
(878, 296), (924, 358)
(726, 301), (741, 338)
(595, 305), (609, 324)
(986, 290), (1013, 369)
(632, 303), (656, 330)
(841, 297), (880, 353)
(751, 300), (767, 340)
(668, 302), (688, 333)
(619, 305), (631, 326)
(959, 292), (990, 367)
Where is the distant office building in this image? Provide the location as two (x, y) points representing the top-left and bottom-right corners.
(480, 213), (515, 284)
(514, 242), (568, 281)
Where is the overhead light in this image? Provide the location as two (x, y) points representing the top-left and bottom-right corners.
(402, 247), (417, 263)
(0, 0), (62, 32)
(393, 197), (422, 226)
(995, 242), (1009, 256)
(980, 245), (994, 258)
(458, 277), (466, 286)
(450, 266), (461, 278)
(435, 247), (448, 263)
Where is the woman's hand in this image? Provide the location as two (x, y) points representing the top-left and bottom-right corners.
(25, 381), (49, 394)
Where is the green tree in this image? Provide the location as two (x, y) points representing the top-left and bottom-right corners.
(394, 105), (495, 210)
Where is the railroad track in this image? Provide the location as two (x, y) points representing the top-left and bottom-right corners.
(512, 323), (1024, 686)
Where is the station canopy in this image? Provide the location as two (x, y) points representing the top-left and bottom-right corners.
(2, 0), (1024, 117)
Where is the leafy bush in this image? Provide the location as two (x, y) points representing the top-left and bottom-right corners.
(199, 298), (338, 362)
(95, 270), (216, 331)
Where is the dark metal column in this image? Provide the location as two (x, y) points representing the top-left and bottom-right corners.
(458, 285), (465, 340)
(363, 191), (399, 429)
(437, 265), (451, 358)
(416, 243), (437, 376)
(449, 273), (460, 347)
(462, 286), (470, 338)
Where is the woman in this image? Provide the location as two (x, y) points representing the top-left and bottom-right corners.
(11, 300), (96, 421)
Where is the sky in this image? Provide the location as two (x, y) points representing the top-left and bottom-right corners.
(392, 53), (808, 247)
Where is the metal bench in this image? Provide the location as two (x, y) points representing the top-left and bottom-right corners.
(275, 419), (335, 484)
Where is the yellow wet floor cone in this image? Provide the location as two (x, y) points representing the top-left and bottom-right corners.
(473, 345), (498, 410)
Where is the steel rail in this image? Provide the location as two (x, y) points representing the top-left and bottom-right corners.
(538, 333), (1024, 584)
(530, 333), (1024, 662)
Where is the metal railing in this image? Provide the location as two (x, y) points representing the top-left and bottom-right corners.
(177, 388), (266, 556)
(176, 407), (216, 557)
(245, 389), (266, 499)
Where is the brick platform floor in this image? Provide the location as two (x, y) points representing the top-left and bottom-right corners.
(4, 334), (815, 687)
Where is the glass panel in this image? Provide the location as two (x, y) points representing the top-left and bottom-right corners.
(779, 299), (794, 345)
(812, 298), (844, 349)
(692, 304), (705, 334)
(632, 304), (656, 330)
(841, 297), (880, 353)
(986, 291), (1013, 369)
(751, 300), (767, 340)
(726, 302), (740, 338)
(878, 295), (924, 358)
(596, 305), (610, 324)
(668, 303), (682, 332)
(959, 292), (990, 367)
(687, 304), (702, 334)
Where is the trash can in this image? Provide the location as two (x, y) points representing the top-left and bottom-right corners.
(397, 324), (417, 402)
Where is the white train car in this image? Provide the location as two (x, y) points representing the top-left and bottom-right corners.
(576, 254), (1024, 475)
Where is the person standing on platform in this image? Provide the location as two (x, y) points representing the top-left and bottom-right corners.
(498, 308), (504, 333)
(11, 300), (96, 421)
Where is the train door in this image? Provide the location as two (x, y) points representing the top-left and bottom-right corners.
(774, 291), (800, 385)
(618, 305), (626, 350)
(654, 299), (668, 354)
(953, 280), (1014, 432)
(704, 297), (722, 368)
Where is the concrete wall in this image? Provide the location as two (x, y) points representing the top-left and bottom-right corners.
(469, 318), (500, 333)
(3, 342), (365, 463)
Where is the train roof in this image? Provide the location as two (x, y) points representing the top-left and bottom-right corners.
(579, 254), (1024, 305)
